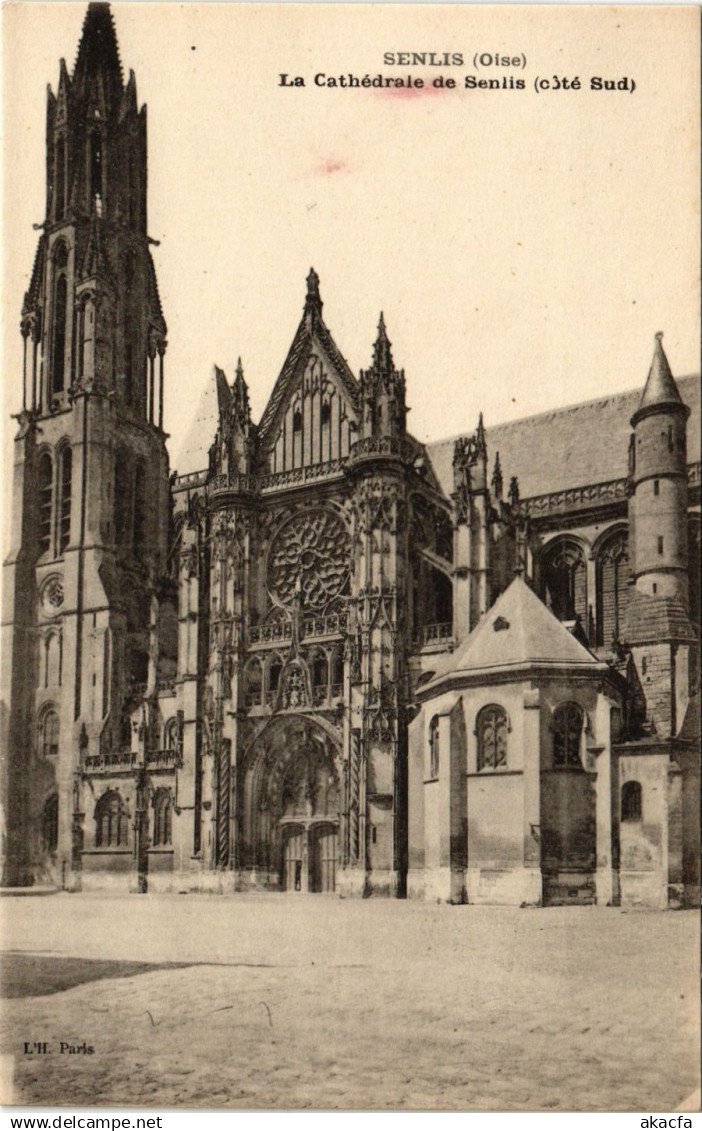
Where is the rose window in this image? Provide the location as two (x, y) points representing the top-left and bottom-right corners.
(267, 509), (350, 610)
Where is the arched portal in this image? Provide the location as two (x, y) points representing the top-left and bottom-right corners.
(240, 716), (341, 892)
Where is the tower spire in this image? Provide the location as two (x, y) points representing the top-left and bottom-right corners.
(372, 312), (395, 374)
(73, 3), (123, 111)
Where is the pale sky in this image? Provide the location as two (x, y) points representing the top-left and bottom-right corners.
(2, 3), (700, 479)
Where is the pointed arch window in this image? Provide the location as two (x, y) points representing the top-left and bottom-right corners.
(476, 705), (509, 770)
(152, 789), (172, 847)
(596, 529), (630, 647)
(58, 446), (72, 554)
(42, 794), (59, 854)
(38, 453), (53, 556)
(40, 708), (60, 759)
(164, 717), (179, 751)
(541, 539), (587, 625)
(52, 273), (68, 396)
(95, 790), (129, 849)
(552, 702), (585, 768)
(89, 129), (104, 210)
(76, 296), (88, 381)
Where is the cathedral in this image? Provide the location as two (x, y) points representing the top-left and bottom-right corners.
(2, 4), (699, 907)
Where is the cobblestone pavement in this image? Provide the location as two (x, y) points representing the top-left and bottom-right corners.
(1, 894), (698, 1110)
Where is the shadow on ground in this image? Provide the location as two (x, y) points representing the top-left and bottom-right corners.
(0, 953), (193, 999)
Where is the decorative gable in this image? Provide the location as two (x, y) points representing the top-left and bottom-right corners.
(258, 269), (359, 474)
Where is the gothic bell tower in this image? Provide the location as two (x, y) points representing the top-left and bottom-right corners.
(2, 3), (170, 887)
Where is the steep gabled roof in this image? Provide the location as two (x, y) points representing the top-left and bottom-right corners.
(257, 269), (358, 444)
(420, 576), (605, 697)
(426, 374), (700, 501)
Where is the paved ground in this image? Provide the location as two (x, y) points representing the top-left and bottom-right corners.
(0, 893), (699, 1110)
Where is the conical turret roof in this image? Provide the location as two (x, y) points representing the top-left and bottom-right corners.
(634, 333), (685, 419)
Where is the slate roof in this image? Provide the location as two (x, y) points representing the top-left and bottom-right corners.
(426, 374), (700, 501)
(636, 333), (685, 415)
(621, 592), (697, 646)
(175, 367), (221, 473)
(419, 576), (607, 697)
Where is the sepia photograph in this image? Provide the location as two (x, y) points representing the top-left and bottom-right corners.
(1, 0), (700, 1114)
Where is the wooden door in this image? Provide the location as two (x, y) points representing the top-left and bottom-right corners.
(282, 826), (304, 891)
(310, 824), (337, 893)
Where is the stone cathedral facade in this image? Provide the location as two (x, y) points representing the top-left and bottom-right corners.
(2, 5), (699, 907)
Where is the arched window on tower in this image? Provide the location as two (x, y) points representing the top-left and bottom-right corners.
(54, 136), (66, 220)
(476, 704), (509, 770)
(596, 529), (630, 647)
(89, 130), (104, 211)
(42, 794), (59, 854)
(552, 702), (585, 768)
(540, 539), (587, 625)
(40, 708), (60, 759)
(95, 790), (129, 849)
(37, 453), (53, 557)
(621, 780), (642, 822)
(152, 789), (172, 847)
(57, 446), (72, 555)
(52, 273), (68, 397)
(76, 296), (87, 381)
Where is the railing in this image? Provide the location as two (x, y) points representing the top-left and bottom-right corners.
(520, 477), (629, 519)
(172, 469), (208, 491)
(348, 435), (416, 464)
(259, 460), (346, 492)
(302, 612), (348, 637)
(146, 749), (181, 770)
(249, 612), (347, 646)
(83, 750), (138, 773)
(521, 461), (700, 519)
(208, 472), (257, 495)
(249, 621), (292, 645)
(415, 622), (453, 647)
